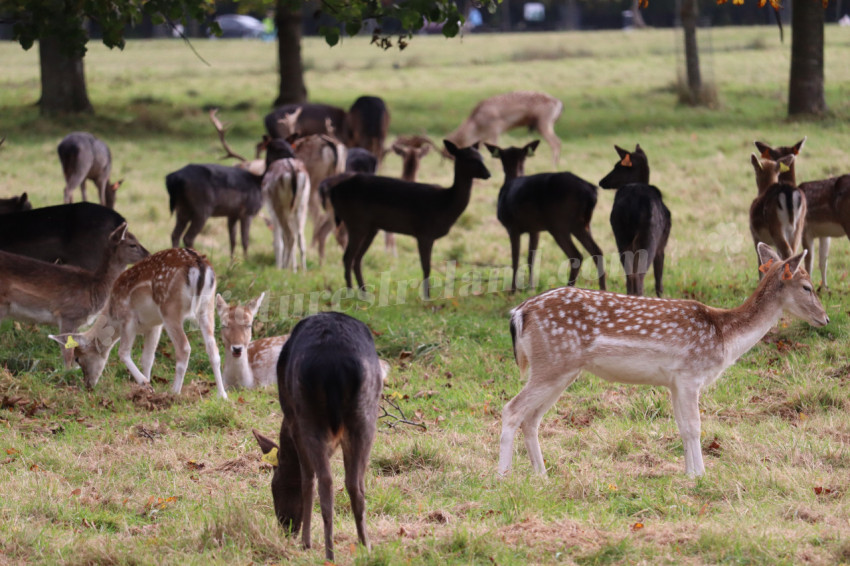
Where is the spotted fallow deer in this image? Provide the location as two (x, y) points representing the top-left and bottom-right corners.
(498, 243), (828, 478)
(49, 248), (227, 399)
(755, 137), (850, 290)
(215, 292), (288, 389)
(748, 153), (806, 269)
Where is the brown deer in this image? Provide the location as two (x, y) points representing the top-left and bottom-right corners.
(0, 223), (149, 367)
(215, 293), (288, 389)
(347, 96), (390, 167)
(49, 248), (228, 399)
(330, 140), (491, 299)
(58, 132), (123, 209)
(599, 144), (672, 297)
(748, 153), (806, 268)
(0, 192), (31, 214)
(445, 91), (563, 167)
(487, 140), (606, 293)
(499, 243), (828, 478)
(262, 157), (311, 271)
(754, 138), (850, 290)
(252, 312), (384, 562)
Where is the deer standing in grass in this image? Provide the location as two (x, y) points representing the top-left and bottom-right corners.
(0, 223), (149, 368)
(58, 132), (122, 208)
(748, 153), (806, 267)
(216, 292), (288, 389)
(487, 140), (606, 293)
(49, 248), (228, 399)
(330, 140), (490, 299)
(445, 91), (563, 167)
(499, 243), (828, 478)
(252, 312), (384, 561)
(755, 137), (850, 290)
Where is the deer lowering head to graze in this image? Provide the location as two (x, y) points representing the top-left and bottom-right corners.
(252, 312), (384, 561)
(445, 91), (563, 167)
(49, 248), (227, 398)
(347, 96), (390, 167)
(0, 192), (31, 214)
(58, 132), (122, 209)
(216, 292), (288, 389)
(599, 144), (672, 297)
(487, 140), (606, 293)
(749, 153), (806, 267)
(753, 137), (850, 290)
(262, 156), (311, 271)
(265, 103), (348, 141)
(499, 243), (828, 478)
(0, 223), (149, 368)
(330, 140), (491, 299)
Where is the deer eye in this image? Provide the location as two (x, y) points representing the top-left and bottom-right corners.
(803, 285), (813, 293)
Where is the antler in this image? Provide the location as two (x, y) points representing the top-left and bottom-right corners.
(209, 109), (248, 163)
(393, 134), (438, 152)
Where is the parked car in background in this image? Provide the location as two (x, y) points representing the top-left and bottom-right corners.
(210, 14), (265, 39)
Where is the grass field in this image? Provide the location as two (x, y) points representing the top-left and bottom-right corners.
(1, 26), (850, 565)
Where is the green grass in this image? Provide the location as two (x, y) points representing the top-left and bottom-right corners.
(1, 26), (850, 565)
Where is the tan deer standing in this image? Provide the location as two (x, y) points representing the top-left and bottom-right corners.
(499, 243), (828, 478)
(262, 157), (311, 271)
(49, 248), (227, 399)
(215, 292), (288, 389)
(748, 153), (806, 267)
(445, 91), (563, 167)
(755, 137), (850, 289)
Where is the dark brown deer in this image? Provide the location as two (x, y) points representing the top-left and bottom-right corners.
(265, 103), (348, 140)
(0, 192), (31, 214)
(486, 140), (606, 293)
(0, 223), (149, 367)
(252, 312), (384, 562)
(347, 96), (390, 167)
(599, 144), (671, 297)
(58, 132), (122, 209)
(330, 140), (491, 299)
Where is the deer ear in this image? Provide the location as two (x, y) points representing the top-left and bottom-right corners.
(215, 293), (228, 317)
(111, 179), (124, 191)
(443, 140), (459, 156)
(378, 359), (390, 384)
(48, 332), (86, 350)
(785, 250), (808, 277)
(793, 137), (806, 155)
(418, 145), (431, 158)
(252, 429), (280, 467)
(109, 222), (128, 241)
(756, 242), (781, 268)
(484, 143), (500, 157)
(20, 192), (28, 204)
(526, 140), (540, 155)
(751, 153), (763, 171)
(778, 154), (795, 173)
(247, 292), (265, 315)
(614, 145), (629, 159)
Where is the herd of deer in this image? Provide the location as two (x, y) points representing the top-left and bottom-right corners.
(0, 90), (845, 559)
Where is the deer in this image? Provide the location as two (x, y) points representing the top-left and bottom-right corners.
(499, 243), (829, 478)
(0, 203), (128, 271)
(486, 140), (606, 293)
(262, 156), (311, 271)
(599, 144), (672, 297)
(251, 312), (384, 562)
(754, 137), (850, 290)
(58, 132), (123, 209)
(445, 91), (563, 167)
(215, 292), (289, 389)
(48, 248), (228, 398)
(0, 223), (149, 368)
(748, 153), (806, 268)
(265, 103), (348, 141)
(330, 140), (491, 299)
(0, 192), (31, 214)
(347, 96), (390, 167)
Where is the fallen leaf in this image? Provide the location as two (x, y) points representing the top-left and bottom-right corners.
(186, 460), (205, 471)
(631, 522), (644, 531)
(5, 447), (19, 456)
(71, 488), (82, 497)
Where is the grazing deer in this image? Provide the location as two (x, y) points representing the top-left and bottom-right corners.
(347, 96), (390, 167)
(0, 192), (31, 214)
(445, 91), (563, 167)
(0, 203), (127, 271)
(252, 312), (384, 562)
(754, 138), (850, 290)
(330, 140), (491, 299)
(599, 144), (672, 297)
(262, 156), (311, 271)
(48, 248), (228, 399)
(265, 103), (348, 141)
(0, 223), (149, 368)
(58, 132), (123, 209)
(499, 243), (828, 478)
(748, 153), (806, 267)
(215, 293), (288, 389)
(487, 140), (606, 293)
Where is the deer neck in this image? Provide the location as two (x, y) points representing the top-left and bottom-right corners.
(713, 278), (784, 365)
(91, 253), (126, 311)
(401, 157), (418, 182)
(223, 349), (254, 388)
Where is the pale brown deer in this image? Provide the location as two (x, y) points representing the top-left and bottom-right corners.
(262, 157), (311, 271)
(445, 91), (563, 167)
(499, 243), (828, 478)
(49, 248), (227, 398)
(215, 292), (288, 389)
(58, 132), (123, 209)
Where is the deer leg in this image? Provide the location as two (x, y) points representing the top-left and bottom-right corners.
(384, 231), (396, 257)
(161, 313), (191, 394)
(508, 230), (522, 293)
(538, 122), (561, 168)
(572, 227), (607, 291)
(80, 180), (88, 203)
(313, 214), (333, 266)
(240, 215), (252, 258)
(551, 231), (583, 287)
(297, 453), (317, 552)
(341, 234), (359, 289)
(417, 238), (435, 299)
(520, 370), (580, 475)
(117, 325), (150, 385)
(290, 214), (307, 273)
(818, 237), (831, 290)
(313, 450), (336, 561)
(353, 228), (379, 291)
(171, 209), (190, 248)
(527, 231), (540, 290)
(140, 325), (163, 380)
(653, 249), (665, 297)
(226, 216), (238, 258)
(670, 384), (704, 477)
(342, 427), (376, 551)
(197, 295), (227, 398)
(181, 213), (207, 250)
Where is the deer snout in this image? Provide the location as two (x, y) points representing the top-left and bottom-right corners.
(231, 345), (244, 358)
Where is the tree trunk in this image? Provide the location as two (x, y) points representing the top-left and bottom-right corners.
(631, 0), (647, 28)
(38, 35), (92, 115)
(273, 1), (307, 107)
(788, 0), (826, 115)
(681, 0), (702, 99)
